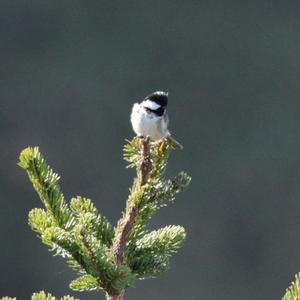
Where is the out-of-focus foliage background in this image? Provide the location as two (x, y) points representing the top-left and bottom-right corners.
(0, 1), (299, 299)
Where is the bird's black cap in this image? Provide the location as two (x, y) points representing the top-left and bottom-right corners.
(145, 91), (168, 107)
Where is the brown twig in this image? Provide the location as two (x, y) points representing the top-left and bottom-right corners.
(113, 137), (152, 264)
(110, 137), (153, 300)
(106, 290), (125, 300)
(140, 136), (152, 185)
(114, 205), (139, 264)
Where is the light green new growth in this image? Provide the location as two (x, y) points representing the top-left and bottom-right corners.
(31, 291), (79, 300)
(18, 137), (191, 300)
(1, 291), (78, 300)
(283, 273), (300, 300)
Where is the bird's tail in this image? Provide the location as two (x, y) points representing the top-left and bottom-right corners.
(167, 135), (183, 150)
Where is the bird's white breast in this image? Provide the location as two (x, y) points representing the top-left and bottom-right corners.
(130, 103), (168, 141)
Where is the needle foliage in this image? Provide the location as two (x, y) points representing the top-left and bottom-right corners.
(17, 137), (191, 299)
(282, 273), (300, 300)
(1, 291), (78, 300)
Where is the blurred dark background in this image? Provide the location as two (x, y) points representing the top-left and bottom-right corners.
(0, 1), (300, 299)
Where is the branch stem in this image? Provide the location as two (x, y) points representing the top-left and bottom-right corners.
(106, 290), (125, 300)
(111, 137), (152, 293)
(113, 137), (152, 263)
(140, 136), (152, 185)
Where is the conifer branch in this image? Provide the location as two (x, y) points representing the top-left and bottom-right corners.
(18, 147), (70, 228)
(283, 273), (300, 300)
(140, 137), (152, 185)
(113, 137), (152, 266)
(19, 137), (191, 300)
(31, 291), (79, 300)
(127, 225), (186, 278)
(1, 291), (79, 300)
(113, 205), (139, 265)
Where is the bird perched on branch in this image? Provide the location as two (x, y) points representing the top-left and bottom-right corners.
(130, 91), (183, 150)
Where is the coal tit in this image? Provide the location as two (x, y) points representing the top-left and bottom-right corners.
(130, 91), (183, 149)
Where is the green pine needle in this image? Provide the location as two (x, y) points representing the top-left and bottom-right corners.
(283, 273), (300, 300)
(31, 291), (79, 300)
(70, 196), (114, 246)
(1, 294), (79, 300)
(127, 225), (186, 278)
(19, 138), (191, 298)
(69, 274), (99, 291)
(19, 147), (70, 227)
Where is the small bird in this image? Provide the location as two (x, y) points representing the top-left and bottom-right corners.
(130, 91), (183, 149)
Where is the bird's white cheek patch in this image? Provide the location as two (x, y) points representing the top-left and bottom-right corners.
(142, 100), (160, 110)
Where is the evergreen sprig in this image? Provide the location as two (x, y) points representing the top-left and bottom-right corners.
(18, 147), (70, 227)
(127, 225), (186, 278)
(283, 273), (300, 300)
(19, 137), (191, 300)
(1, 291), (79, 300)
(31, 291), (79, 300)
